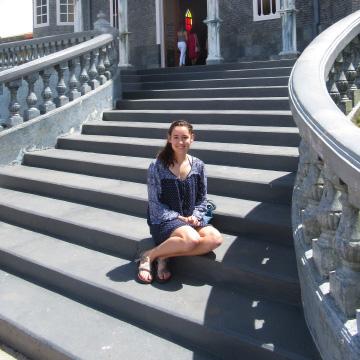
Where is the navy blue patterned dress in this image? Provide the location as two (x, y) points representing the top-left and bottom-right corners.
(147, 156), (209, 245)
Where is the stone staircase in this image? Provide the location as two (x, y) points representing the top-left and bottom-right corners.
(0, 60), (320, 359)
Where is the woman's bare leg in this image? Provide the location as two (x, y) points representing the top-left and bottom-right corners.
(159, 226), (223, 259)
(138, 225), (223, 282)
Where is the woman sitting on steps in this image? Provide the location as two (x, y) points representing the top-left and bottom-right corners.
(137, 120), (223, 284)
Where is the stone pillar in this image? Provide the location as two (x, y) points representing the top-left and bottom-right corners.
(74, 0), (83, 32)
(279, 0), (298, 58)
(118, 0), (131, 68)
(204, 0), (223, 65)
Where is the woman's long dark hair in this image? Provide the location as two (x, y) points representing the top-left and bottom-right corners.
(157, 120), (194, 168)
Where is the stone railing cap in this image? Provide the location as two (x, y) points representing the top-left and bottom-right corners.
(0, 33), (114, 84)
(290, 10), (360, 206)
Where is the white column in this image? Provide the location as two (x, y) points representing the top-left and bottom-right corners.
(118, 0), (131, 67)
(155, 0), (165, 68)
(279, 0), (298, 57)
(74, 0), (83, 32)
(204, 0), (223, 65)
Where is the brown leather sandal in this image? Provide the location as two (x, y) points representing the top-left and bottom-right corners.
(135, 253), (153, 284)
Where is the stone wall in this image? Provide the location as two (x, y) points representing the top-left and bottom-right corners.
(128, 0), (158, 68)
(219, 0), (282, 61)
(33, 0), (73, 38)
(31, 0), (360, 65)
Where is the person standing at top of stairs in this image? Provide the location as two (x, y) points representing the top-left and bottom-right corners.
(137, 120), (223, 284)
(177, 28), (188, 67)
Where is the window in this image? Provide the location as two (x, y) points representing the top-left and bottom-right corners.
(33, 0), (49, 28)
(253, 0), (280, 21)
(57, 0), (75, 25)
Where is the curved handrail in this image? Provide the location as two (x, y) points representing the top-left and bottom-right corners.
(0, 30), (98, 51)
(0, 33), (114, 84)
(0, 31), (117, 128)
(289, 10), (360, 360)
(289, 11), (360, 199)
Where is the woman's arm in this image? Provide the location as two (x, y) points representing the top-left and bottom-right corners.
(147, 162), (179, 224)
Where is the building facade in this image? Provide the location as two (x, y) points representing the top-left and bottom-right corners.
(32, 0), (360, 68)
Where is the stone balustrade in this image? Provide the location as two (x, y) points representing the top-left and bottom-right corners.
(0, 31), (99, 71)
(0, 32), (117, 129)
(290, 10), (360, 360)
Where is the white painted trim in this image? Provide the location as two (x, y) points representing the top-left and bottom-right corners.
(74, 0), (83, 32)
(253, 0), (281, 22)
(56, 0), (75, 26)
(110, 0), (115, 27)
(155, 0), (165, 67)
(33, 0), (49, 28)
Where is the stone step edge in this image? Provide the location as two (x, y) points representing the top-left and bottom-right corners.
(0, 169), (292, 232)
(0, 247), (307, 360)
(22, 150), (296, 187)
(0, 312), (75, 360)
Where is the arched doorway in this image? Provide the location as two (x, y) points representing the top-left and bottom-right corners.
(163, 0), (207, 67)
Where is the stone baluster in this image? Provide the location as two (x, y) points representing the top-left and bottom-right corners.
(44, 42), (50, 56)
(8, 49), (14, 67)
(24, 73), (40, 121)
(25, 46), (31, 64)
(97, 47), (107, 85)
(79, 54), (91, 95)
(329, 66), (341, 106)
(300, 156), (324, 247)
(104, 45), (112, 80)
(4, 50), (9, 68)
(37, 44), (43, 58)
(313, 165), (342, 278)
(353, 35), (360, 89)
(55, 41), (61, 53)
(88, 50), (99, 90)
(5, 79), (23, 127)
(336, 66), (353, 114)
(293, 140), (311, 200)
(330, 189), (360, 318)
(346, 60), (360, 107)
(68, 58), (81, 101)
(0, 51), (4, 69)
(39, 68), (56, 114)
(55, 62), (69, 107)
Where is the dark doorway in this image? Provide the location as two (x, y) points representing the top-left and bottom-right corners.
(164, 0), (207, 67)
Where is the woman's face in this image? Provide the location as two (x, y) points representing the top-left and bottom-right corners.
(168, 126), (194, 155)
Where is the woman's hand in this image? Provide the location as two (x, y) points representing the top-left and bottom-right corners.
(178, 215), (200, 227)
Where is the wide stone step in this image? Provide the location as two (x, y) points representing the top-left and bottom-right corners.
(102, 110), (296, 127)
(0, 269), (214, 360)
(123, 76), (289, 91)
(123, 86), (289, 99)
(82, 122), (300, 147)
(0, 224), (319, 360)
(135, 59), (296, 75)
(0, 170), (292, 243)
(121, 67), (292, 83)
(0, 201), (299, 304)
(56, 134), (299, 172)
(116, 98), (290, 111)
(23, 150), (295, 204)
